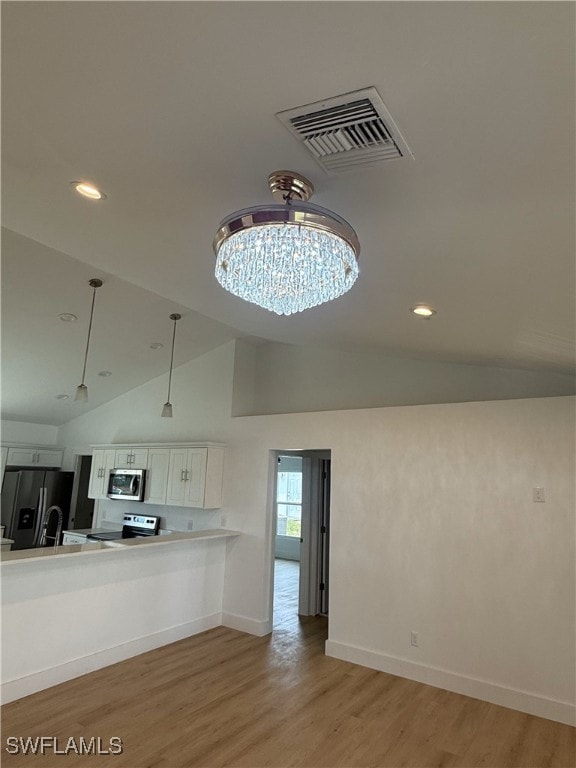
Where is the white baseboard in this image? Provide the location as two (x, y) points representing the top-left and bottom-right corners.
(222, 612), (271, 637)
(1, 613), (222, 704)
(325, 639), (575, 727)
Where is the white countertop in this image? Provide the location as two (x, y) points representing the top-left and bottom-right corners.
(1, 529), (241, 564)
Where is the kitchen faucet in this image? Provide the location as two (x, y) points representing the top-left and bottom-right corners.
(39, 505), (64, 548)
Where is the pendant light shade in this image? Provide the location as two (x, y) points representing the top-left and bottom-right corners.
(213, 171), (360, 316)
(161, 313), (181, 418)
(75, 278), (102, 402)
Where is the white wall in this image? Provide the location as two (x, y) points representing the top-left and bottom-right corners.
(58, 341), (235, 470)
(223, 396), (575, 723)
(2, 539), (228, 702)
(57, 341), (575, 724)
(1, 419), (59, 445)
(235, 341), (576, 415)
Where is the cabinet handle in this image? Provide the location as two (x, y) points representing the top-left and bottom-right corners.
(180, 469), (185, 482)
(185, 470), (190, 482)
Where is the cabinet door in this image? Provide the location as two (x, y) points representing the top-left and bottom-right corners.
(145, 448), (170, 505)
(6, 447), (37, 466)
(166, 448), (188, 507)
(114, 449), (133, 469)
(88, 449), (116, 499)
(114, 448), (148, 468)
(100, 450), (117, 497)
(35, 449), (62, 468)
(130, 448), (149, 468)
(185, 449), (208, 507)
(88, 450), (106, 499)
(203, 447), (225, 509)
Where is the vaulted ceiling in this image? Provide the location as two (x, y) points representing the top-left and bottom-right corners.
(2, 1), (574, 425)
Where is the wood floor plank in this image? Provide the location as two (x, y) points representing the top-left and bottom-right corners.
(2, 559), (574, 767)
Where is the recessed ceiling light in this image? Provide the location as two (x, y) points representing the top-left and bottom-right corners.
(149, 343), (164, 350)
(58, 313), (78, 322)
(55, 394), (69, 400)
(411, 304), (437, 318)
(98, 370), (112, 377)
(71, 181), (106, 200)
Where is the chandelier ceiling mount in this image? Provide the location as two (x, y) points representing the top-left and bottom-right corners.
(213, 170), (360, 316)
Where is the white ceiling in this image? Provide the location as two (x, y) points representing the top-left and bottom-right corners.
(2, 1), (574, 426)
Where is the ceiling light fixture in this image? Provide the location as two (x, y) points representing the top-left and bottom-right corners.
(98, 370), (112, 377)
(75, 278), (103, 402)
(71, 182), (106, 200)
(411, 304), (437, 317)
(58, 313), (78, 322)
(55, 394), (69, 400)
(161, 313), (181, 418)
(213, 170), (360, 315)
(149, 343), (164, 350)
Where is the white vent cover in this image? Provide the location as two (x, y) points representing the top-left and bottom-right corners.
(276, 87), (413, 174)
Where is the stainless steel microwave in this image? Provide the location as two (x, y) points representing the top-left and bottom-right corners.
(107, 468), (146, 501)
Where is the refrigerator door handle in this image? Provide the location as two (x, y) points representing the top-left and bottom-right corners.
(35, 486), (47, 547)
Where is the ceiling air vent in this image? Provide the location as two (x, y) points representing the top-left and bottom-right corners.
(276, 87), (413, 174)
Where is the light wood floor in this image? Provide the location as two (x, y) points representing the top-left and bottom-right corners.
(273, 557), (300, 629)
(2, 560), (574, 767)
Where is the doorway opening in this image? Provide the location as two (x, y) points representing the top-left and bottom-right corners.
(271, 450), (331, 631)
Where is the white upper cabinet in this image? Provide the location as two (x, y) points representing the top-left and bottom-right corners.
(145, 448), (171, 505)
(89, 443), (225, 509)
(114, 447), (149, 469)
(166, 447), (224, 509)
(87, 449), (117, 499)
(5, 446), (62, 468)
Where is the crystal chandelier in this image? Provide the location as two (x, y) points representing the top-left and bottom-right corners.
(213, 171), (360, 315)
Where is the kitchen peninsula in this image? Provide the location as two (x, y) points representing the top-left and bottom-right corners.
(1, 529), (240, 703)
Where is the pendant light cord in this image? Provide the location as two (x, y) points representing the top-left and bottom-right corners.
(80, 284), (98, 386)
(166, 315), (178, 403)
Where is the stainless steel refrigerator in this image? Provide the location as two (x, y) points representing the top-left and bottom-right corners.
(1, 469), (73, 549)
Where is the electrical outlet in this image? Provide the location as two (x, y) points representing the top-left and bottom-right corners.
(220, 514), (227, 528)
(533, 487), (546, 503)
(187, 520), (194, 531)
(410, 631), (419, 647)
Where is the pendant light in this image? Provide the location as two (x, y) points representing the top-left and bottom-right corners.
(75, 278), (103, 401)
(213, 171), (360, 316)
(161, 313), (181, 418)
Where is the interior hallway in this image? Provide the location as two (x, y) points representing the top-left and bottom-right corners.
(1, 564), (574, 767)
(273, 557), (302, 629)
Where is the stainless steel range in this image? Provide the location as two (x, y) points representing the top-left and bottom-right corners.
(87, 513), (160, 542)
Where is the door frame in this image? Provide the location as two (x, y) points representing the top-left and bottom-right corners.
(269, 448), (331, 625)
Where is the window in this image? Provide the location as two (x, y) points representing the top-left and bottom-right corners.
(276, 456), (302, 538)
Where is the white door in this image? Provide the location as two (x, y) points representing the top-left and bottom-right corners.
(299, 455), (331, 616)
